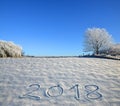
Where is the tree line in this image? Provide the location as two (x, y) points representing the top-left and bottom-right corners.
(0, 27), (120, 57)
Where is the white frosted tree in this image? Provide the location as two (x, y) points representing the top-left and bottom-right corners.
(84, 28), (113, 55)
(0, 40), (22, 57)
(108, 43), (120, 55)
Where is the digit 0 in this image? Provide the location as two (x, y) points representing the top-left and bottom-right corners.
(46, 85), (63, 97)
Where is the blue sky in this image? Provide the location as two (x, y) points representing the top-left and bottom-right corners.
(0, 0), (120, 56)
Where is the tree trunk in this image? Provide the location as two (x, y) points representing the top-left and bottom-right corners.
(96, 45), (99, 55)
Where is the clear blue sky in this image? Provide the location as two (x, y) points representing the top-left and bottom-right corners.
(0, 0), (120, 56)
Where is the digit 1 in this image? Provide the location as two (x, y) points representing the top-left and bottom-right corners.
(70, 84), (80, 100)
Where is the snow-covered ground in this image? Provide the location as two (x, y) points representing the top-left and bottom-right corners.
(0, 57), (120, 106)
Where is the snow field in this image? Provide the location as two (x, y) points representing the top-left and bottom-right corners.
(0, 57), (120, 106)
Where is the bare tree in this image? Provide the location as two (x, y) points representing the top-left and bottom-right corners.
(84, 28), (113, 55)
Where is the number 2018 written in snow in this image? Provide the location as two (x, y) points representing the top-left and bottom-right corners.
(19, 84), (102, 101)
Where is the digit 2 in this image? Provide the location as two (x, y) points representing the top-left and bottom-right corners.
(19, 84), (40, 100)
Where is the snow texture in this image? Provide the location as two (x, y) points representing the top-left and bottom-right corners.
(0, 57), (120, 106)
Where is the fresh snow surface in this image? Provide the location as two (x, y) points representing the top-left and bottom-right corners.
(0, 57), (120, 106)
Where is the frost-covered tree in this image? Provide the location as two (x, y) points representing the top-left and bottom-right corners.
(108, 43), (120, 55)
(84, 28), (113, 55)
(99, 43), (120, 56)
(0, 40), (22, 57)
